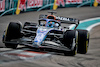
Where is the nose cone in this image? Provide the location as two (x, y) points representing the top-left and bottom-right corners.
(33, 27), (54, 47)
(33, 27), (49, 45)
(33, 41), (40, 47)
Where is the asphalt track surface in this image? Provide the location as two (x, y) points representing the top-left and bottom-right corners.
(0, 7), (100, 67)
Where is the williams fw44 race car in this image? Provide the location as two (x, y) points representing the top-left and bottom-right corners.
(2, 11), (90, 56)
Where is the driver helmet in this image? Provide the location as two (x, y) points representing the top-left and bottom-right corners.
(48, 22), (54, 28)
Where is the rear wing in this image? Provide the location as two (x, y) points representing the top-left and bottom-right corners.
(39, 14), (47, 19)
(39, 15), (79, 24)
(55, 16), (79, 25)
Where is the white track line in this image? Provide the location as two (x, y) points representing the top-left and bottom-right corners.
(69, 17), (100, 30)
(86, 22), (100, 31)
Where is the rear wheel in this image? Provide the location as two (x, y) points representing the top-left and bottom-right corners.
(4, 22), (22, 49)
(77, 30), (89, 54)
(63, 30), (78, 56)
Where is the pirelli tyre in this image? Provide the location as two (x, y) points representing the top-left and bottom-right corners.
(63, 30), (78, 56)
(77, 30), (89, 54)
(3, 22), (22, 49)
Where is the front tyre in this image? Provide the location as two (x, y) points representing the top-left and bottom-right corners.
(3, 22), (22, 49)
(64, 41), (77, 56)
(63, 30), (78, 56)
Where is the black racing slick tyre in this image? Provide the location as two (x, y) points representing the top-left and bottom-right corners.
(4, 22), (22, 49)
(77, 30), (89, 54)
(64, 45), (77, 56)
(63, 30), (78, 56)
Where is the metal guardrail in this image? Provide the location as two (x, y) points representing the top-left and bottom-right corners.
(0, 0), (54, 16)
(77, 0), (94, 8)
(0, 0), (98, 17)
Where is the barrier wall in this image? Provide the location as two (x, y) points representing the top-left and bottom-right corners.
(0, 0), (100, 16)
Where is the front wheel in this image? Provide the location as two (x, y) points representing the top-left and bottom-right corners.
(3, 22), (22, 49)
(64, 41), (77, 56)
(63, 30), (78, 56)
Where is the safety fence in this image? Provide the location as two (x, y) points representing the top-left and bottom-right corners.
(0, 0), (100, 16)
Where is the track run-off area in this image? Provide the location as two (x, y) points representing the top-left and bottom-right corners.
(0, 7), (100, 67)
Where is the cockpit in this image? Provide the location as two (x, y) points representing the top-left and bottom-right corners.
(39, 19), (60, 28)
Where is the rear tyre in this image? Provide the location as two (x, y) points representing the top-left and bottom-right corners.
(77, 30), (89, 54)
(4, 22), (22, 49)
(63, 30), (78, 56)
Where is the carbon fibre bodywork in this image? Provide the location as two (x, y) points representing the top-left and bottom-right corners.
(3, 11), (89, 55)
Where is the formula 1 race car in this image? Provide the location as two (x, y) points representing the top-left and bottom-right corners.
(2, 11), (89, 56)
